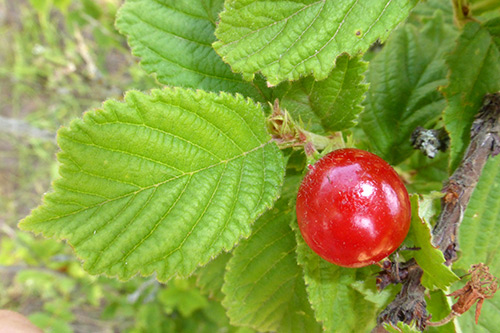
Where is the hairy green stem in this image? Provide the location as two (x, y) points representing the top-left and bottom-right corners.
(268, 100), (345, 157)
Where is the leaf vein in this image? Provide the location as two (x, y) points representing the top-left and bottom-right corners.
(118, 174), (193, 266)
(237, 223), (293, 277)
(72, 194), (137, 248)
(63, 133), (201, 173)
(289, 0), (360, 73)
(360, 0), (393, 41)
(144, 163), (229, 268)
(241, 243), (297, 304)
(265, 0), (325, 68)
(137, 39), (248, 84)
(28, 143), (271, 226)
(153, 99), (250, 153)
(206, 154), (247, 251)
(87, 187), (159, 272)
(129, 11), (213, 47)
(220, 0), (324, 49)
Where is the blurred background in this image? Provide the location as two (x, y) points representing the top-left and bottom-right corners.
(0, 1), (242, 331)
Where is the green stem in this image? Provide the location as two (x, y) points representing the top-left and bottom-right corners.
(267, 100), (345, 157)
(452, 0), (472, 27)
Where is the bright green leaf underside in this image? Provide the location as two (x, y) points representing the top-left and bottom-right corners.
(116, 0), (264, 101)
(404, 195), (459, 290)
(214, 0), (418, 85)
(20, 88), (285, 282)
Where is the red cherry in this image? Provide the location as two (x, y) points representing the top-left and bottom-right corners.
(296, 148), (411, 268)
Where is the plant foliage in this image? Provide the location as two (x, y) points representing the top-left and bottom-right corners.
(19, 0), (500, 331)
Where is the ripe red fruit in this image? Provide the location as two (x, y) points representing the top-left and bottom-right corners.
(296, 148), (411, 268)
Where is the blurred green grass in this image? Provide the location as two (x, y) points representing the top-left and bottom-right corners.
(0, 1), (239, 332)
(0, 0), (158, 226)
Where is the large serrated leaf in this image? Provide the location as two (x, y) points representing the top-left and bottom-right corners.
(403, 195), (459, 290)
(292, 224), (378, 332)
(116, 0), (265, 101)
(360, 13), (457, 164)
(442, 19), (500, 171)
(213, 0), (418, 85)
(222, 176), (321, 332)
(455, 155), (500, 332)
(19, 88), (285, 282)
(281, 54), (368, 133)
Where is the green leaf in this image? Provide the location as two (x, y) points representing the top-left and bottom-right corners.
(470, 0), (500, 18)
(213, 0), (418, 85)
(383, 321), (420, 333)
(116, 0), (264, 101)
(196, 252), (231, 301)
(158, 278), (209, 317)
(455, 155), (500, 331)
(416, 191), (444, 225)
(19, 88), (285, 282)
(133, 303), (171, 333)
(402, 152), (449, 194)
(456, 155), (500, 271)
(442, 19), (500, 171)
(292, 224), (378, 332)
(281, 54), (368, 133)
(408, 0), (454, 27)
(29, 312), (73, 333)
(350, 278), (397, 308)
(360, 13), (457, 164)
(403, 195), (459, 290)
(426, 289), (456, 333)
(222, 176), (321, 332)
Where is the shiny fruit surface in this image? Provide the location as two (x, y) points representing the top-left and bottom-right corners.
(296, 148), (411, 268)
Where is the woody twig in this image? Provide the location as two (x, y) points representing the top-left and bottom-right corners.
(375, 93), (500, 331)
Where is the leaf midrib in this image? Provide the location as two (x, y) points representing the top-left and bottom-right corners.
(26, 142), (272, 226)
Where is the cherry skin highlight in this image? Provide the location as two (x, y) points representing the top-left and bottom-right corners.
(296, 148), (411, 268)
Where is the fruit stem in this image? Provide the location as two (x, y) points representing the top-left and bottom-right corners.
(267, 99), (345, 159)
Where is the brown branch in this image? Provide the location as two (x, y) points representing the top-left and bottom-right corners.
(376, 263), (427, 329)
(433, 93), (500, 263)
(375, 93), (500, 331)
